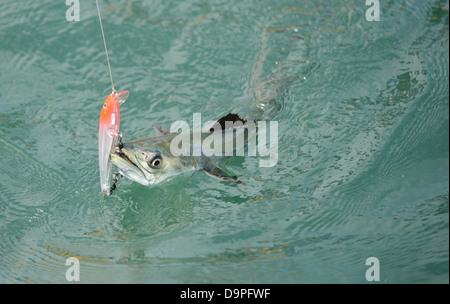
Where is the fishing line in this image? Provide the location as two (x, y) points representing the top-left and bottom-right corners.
(96, 0), (115, 93)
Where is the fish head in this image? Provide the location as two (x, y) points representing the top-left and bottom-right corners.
(110, 139), (190, 186)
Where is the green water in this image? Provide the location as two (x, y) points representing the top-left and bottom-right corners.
(0, 0), (448, 284)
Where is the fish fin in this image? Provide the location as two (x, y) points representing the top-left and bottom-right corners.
(154, 124), (172, 136)
(209, 113), (247, 132)
(201, 166), (244, 184)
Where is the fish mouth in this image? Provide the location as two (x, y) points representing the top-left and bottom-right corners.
(114, 148), (135, 166)
(110, 147), (150, 186)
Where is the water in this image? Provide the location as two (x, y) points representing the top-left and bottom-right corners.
(0, 0), (448, 284)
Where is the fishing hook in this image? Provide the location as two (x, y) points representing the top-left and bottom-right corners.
(110, 172), (122, 193)
(117, 131), (123, 150)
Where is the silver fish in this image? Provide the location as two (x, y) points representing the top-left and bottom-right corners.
(110, 71), (294, 187)
(110, 33), (314, 187)
(110, 114), (253, 186)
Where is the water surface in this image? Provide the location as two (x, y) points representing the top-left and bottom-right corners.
(0, 0), (448, 283)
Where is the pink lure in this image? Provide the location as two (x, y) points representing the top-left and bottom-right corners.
(98, 90), (129, 195)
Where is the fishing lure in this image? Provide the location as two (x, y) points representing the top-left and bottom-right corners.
(98, 90), (129, 195)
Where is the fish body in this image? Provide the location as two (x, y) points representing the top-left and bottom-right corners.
(110, 42), (302, 188)
(110, 114), (252, 186)
(98, 90), (129, 195)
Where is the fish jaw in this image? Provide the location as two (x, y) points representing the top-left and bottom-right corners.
(110, 147), (150, 186)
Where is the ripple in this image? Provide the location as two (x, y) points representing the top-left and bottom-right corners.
(0, 0), (448, 283)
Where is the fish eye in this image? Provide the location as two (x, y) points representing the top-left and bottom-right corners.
(148, 155), (163, 169)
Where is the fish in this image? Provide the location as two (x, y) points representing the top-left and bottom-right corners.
(98, 90), (129, 195)
(110, 71), (290, 188)
(110, 113), (252, 186)
(109, 33), (313, 188)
